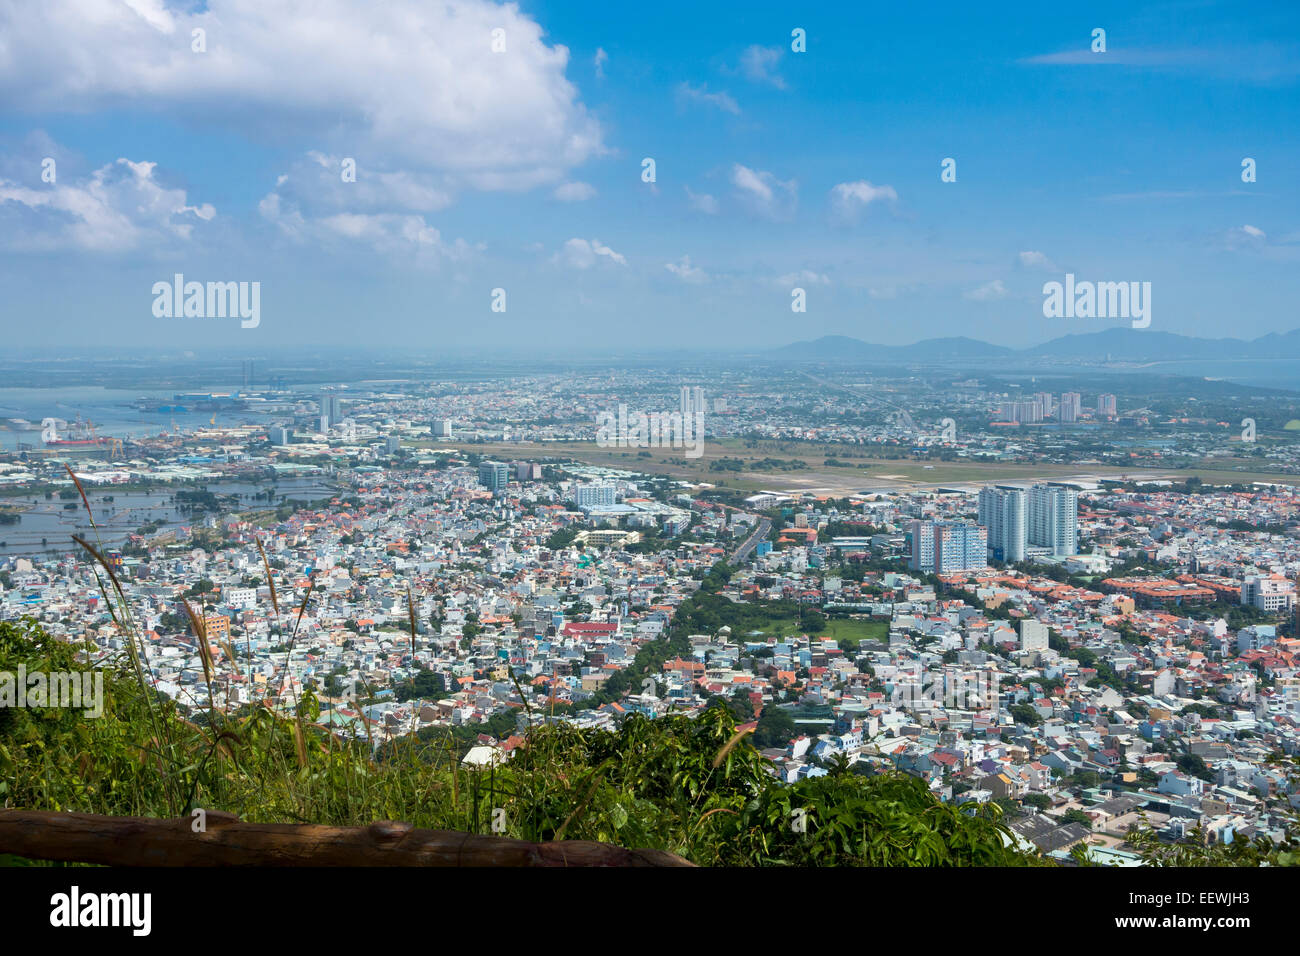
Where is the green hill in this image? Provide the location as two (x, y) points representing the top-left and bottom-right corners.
(0, 616), (1033, 867)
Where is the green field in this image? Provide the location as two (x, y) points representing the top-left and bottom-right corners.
(740, 614), (888, 649)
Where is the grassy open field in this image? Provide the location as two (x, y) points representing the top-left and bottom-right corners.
(804, 618), (890, 647)
(421, 437), (1300, 493)
(726, 608), (889, 647)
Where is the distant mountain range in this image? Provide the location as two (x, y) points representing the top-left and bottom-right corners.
(781, 328), (1300, 364)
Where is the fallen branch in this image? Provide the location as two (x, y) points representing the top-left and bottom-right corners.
(0, 810), (693, 867)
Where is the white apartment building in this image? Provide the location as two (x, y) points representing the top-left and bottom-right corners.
(223, 586), (258, 609)
(1028, 484), (1078, 556)
(978, 485), (1026, 562)
(1240, 574), (1296, 612)
(1020, 619), (1049, 651)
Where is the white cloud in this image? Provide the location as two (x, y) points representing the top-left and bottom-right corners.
(1021, 48), (1205, 68)
(685, 186), (719, 215)
(552, 181), (596, 201)
(257, 157), (473, 259)
(778, 269), (829, 286)
(121, 0), (175, 33)
(732, 165), (773, 203)
(290, 151), (452, 211)
(731, 163), (797, 219)
(964, 279), (1008, 301)
(1226, 224), (1267, 249)
(1019, 44), (1300, 83)
(320, 213), (437, 245)
(0, 0), (603, 191)
(830, 180), (897, 221)
(257, 151), (468, 255)
(738, 45), (786, 89)
(1017, 250), (1058, 271)
(260, 197), (473, 260)
(593, 47), (608, 79)
(0, 155), (215, 252)
(665, 255), (707, 283)
(559, 237), (625, 268)
(676, 82), (739, 114)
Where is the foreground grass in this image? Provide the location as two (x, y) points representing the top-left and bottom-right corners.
(0, 617), (1040, 866)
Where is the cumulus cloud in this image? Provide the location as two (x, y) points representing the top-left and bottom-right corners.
(318, 213), (438, 246)
(731, 163), (797, 219)
(665, 255), (708, 282)
(256, 151), (476, 257)
(593, 47), (608, 79)
(829, 179), (897, 222)
(0, 155), (215, 252)
(1017, 250), (1058, 271)
(260, 194), (473, 260)
(685, 186), (719, 215)
(121, 0), (174, 33)
(558, 237), (625, 268)
(676, 82), (740, 114)
(0, 0), (603, 191)
(552, 181), (596, 201)
(737, 45), (786, 88)
(964, 279), (1008, 301)
(280, 151), (452, 211)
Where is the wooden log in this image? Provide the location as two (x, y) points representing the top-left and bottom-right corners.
(0, 810), (694, 867)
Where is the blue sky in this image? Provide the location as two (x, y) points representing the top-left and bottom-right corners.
(0, 0), (1297, 350)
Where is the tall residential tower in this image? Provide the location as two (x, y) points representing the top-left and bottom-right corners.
(978, 485), (1027, 562)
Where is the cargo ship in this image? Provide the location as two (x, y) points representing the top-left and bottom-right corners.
(41, 417), (111, 447)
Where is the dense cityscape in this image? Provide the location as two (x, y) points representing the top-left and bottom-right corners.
(2, 363), (1298, 867)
